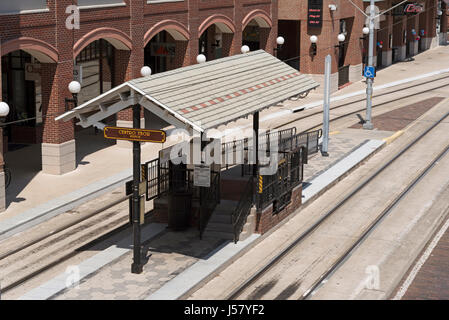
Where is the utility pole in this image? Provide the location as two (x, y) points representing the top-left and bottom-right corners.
(363, 0), (375, 130)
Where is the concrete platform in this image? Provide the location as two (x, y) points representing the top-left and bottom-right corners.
(12, 130), (391, 300)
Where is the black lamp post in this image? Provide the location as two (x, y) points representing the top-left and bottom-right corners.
(65, 81), (81, 111)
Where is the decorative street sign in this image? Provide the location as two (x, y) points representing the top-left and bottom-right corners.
(104, 127), (166, 143)
(194, 164), (211, 187)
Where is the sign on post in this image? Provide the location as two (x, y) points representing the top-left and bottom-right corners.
(194, 164), (211, 187)
(104, 127), (166, 143)
(364, 66), (376, 79)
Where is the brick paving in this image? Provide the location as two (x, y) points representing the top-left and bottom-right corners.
(400, 222), (449, 300)
(350, 97), (445, 131)
(54, 229), (225, 300)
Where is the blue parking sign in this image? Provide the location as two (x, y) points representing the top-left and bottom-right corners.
(364, 66), (375, 79)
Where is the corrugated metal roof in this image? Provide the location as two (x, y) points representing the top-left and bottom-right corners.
(57, 50), (319, 132)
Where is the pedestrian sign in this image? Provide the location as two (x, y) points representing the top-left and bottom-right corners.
(364, 66), (375, 79)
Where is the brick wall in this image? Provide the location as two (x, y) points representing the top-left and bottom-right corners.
(1, 0), (277, 145)
(256, 184), (302, 235)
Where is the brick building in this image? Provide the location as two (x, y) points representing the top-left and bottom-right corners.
(0, 0), (278, 211)
(277, 0), (447, 92)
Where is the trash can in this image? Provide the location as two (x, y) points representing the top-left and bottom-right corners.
(168, 192), (192, 231)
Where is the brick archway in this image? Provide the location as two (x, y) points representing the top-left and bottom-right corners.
(144, 20), (190, 46)
(1, 37), (59, 63)
(73, 27), (132, 59)
(242, 9), (273, 29)
(199, 14), (236, 36)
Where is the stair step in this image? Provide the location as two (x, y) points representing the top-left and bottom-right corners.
(205, 230), (235, 240)
(209, 214), (232, 223)
(207, 222), (234, 232)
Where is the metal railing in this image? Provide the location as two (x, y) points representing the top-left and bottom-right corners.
(338, 65), (350, 87)
(199, 172), (220, 239)
(231, 176), (254, 243)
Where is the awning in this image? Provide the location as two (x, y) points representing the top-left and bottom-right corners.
(57, 50), (319, 132)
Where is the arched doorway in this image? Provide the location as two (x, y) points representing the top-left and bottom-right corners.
(198, 15), (235, 61)
(242, 11), (272, 52)
(144, 21), (190, 74)
(75, 39), (115, 105)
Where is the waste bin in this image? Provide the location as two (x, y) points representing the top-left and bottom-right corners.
(168, 192), (192, 231)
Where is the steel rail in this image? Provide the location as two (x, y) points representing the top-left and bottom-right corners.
(0, 195), (129, 261)
(226, 108), (449, 300)
(0, 209), (155, 296)
(301, 142), (449, 299)
(272, 75), (449, 132)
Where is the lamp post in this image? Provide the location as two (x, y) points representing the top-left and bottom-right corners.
(0, 102), (10, 203)
(363, 0), (375, 130)
(310, 35), (318, 56)
(65, 81), (81, 111)
(241, 45), (250, 54)
(274, 36), (285, 57)
(196, 54), (207, 64)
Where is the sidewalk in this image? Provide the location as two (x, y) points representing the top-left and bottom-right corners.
(1, 44), (448, 241)
(16, 129), (391, 300)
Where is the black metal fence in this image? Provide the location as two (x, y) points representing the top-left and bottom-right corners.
(338, 65), (350, 87)
(256, 147), (304, 211)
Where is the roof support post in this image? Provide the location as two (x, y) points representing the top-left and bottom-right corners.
(131, 102), (143, 274)
(253, 111), (259, 177)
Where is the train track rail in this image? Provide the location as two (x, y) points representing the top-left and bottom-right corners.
(0, 195), (138, 296)
(272, 74), (449, 132)
(226, 108), (449, 300)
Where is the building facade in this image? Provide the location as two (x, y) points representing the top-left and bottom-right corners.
(277, 0), (447, 92)
(0, 0), (278, 211)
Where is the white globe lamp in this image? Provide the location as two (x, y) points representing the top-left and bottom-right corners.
(0, 102), (10, 117)
(241, 45), (250, 54)
(276, 36), (285, 46)
(68, 81), (81, 94)
(310, 35), (318, 43)
(337, 33), (346, 42)
(362, 27), (370, 35)
(140, 66), (152, 77)
(196, 54), (206, 64)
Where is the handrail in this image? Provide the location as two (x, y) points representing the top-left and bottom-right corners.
(199, 172), (220, 239)
(232, 176), (254, 243)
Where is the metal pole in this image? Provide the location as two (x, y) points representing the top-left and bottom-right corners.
(253, 112), (259, 177)
(322, 55), (331, 157)
(131, 104), (143, 274)
(363, 0), (375, 130)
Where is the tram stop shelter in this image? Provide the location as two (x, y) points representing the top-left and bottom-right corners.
(57, 50), (320, 242)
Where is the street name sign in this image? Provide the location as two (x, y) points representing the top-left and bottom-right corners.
(104, 127), (166, 143)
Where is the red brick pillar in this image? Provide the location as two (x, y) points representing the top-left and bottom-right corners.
(259, 28), (272, 54)
(232, 0), (244, 55)
(41, 62), (76, 174)
(116, 0), (145, 144)
(344, 16), (364, 83)
(442, 2), (448, 45)
(188, 0), (200, 65)
(221, 33), (234, 57)
(174, 40), (189, 68)
(41, 0), (76, 175)
(393, 16), (407, 61)
(377, 14), (393, 67)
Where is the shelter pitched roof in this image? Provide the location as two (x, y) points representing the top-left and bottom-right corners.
(57, 50), (319, 132)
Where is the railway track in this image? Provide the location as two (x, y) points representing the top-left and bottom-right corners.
(272, 74), (449, 133)
(226, 106), (449, 300)
(0, 195), (137, 297)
